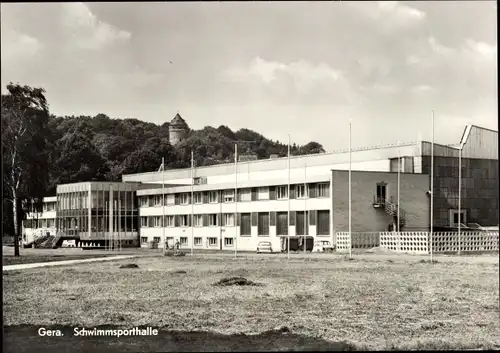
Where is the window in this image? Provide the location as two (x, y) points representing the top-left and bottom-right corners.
(223, 213), (235, 226)
(153, 236), (160, 243)
(180, 194), (189, 205)
(450, 209), (467, 227)
(194, 215), (203, 227)
(258, 212), (270, 236)
(153, 216), (162, 227)
(166, 215), (175, 227)
(166, 237), (174, 247)
(277, 186), (288, 200)
(317, 210), (330, 235)
(140, 196), (148, 207)
(208, 191), (218, 203)
(208, 214), (218, 226)
(296, 185), (307, 199)
(258, 187), (269, 200)
(140, 217), (149, 228)
(240, 213), (251, 235)
(317, 183), (329, 198)
(166, 194), (175, 206)
(179, 215), (189, 227)
(239, 189), (251, 202)
(296, 211), (308, 236)
(180, 237), (188, 245)
(193, 177), (207, 185)
(141, 237), (148, 244)
(223, 190), (235, 203)
(193, 192), (203, 204)
(47, 219), (55, 228)
(208, 237), (218, 246)
(154, 195), (162, 206)
(194, 237), (202, 246)
(224, 237), (234, 247)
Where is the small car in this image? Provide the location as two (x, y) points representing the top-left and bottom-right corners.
(257, 241), (273, 254)
(313, 240), (334, 253)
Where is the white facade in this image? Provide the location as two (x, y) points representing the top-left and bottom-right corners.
(23, 196), (58, 245)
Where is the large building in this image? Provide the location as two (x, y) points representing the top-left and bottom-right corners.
(23, 124), (498, 251)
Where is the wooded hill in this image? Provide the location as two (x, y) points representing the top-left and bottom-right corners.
(2, 83), (325, 241)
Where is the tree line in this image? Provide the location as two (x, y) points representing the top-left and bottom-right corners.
(2, 83), (325, 255)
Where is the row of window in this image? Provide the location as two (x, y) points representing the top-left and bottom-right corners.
(23, 219), (56, 228)
(140, 210), (330, 236)
(141, 236), (231, 247)
(56, 191), (137, 211)
(139, 183), (330, 207)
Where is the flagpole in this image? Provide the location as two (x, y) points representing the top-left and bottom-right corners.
(348, 123), (352, 259)
(304, 162), (307, 253)
(430, 110), (435, 262)
(162, 157), (165, 254)
(397, 141), (401, 232)
(104, 198), (107, 250)
(191, 151), (194, 256)
(458, 144), (462, 255)
(234, 143), (238, 259)
(287, 134), (291, 261)
(118, 197), (121, 252)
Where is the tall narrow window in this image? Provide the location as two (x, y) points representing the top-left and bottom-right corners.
(317, 210), (330, 235)
(258, 212), (270, 236)
(240, 213), (251, 235)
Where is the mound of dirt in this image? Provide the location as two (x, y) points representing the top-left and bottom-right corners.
(213, 277), (262, 287)
(119, 263), (139, 269)
(172, 270), (187, 274)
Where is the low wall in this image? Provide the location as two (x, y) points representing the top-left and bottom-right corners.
(335, 231), (499, 255)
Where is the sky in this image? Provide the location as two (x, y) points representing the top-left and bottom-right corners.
(1, 1), (497, 151)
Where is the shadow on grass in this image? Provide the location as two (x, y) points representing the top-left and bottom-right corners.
(3, 325), (358, 352)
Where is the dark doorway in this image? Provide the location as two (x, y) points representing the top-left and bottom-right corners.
(376, 183), (387, 204)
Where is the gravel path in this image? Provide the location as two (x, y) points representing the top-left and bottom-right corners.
(2, 255), (138, 271)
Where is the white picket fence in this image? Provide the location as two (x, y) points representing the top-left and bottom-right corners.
(335, 231), (499, 255)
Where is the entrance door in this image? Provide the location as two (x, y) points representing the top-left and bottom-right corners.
(376, 183), (387, 204)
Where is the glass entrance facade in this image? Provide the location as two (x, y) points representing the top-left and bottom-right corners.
(56, 182), (142, 247)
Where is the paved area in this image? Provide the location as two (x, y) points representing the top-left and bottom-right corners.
(2, 255), (138, 271)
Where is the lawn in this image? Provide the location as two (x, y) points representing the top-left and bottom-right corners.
(3, 255), (500, 351)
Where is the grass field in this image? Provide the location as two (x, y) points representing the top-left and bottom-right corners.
(3, 255), (500, 351)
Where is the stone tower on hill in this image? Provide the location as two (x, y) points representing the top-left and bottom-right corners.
(168, 113), (188, 146)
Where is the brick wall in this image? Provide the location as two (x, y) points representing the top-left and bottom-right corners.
(331, 170), (430, 232)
